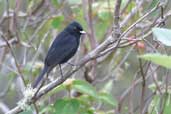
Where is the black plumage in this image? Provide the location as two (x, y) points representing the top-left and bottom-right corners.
(33, 21), (85, 88)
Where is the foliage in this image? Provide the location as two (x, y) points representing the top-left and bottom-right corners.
(139, 54), (171, 68)
(20, 79), (116, 114)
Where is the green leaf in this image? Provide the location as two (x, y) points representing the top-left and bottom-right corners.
(138, 53), (171, 68)
(68, 0), (82, 4)
(19, 109), (33, 114)
(148, 94), (171, 114)
(72, 80), (98, 98)
(54, 99), (80, 114)
(148, 82), (171, 94)
(152, 28), (171, 46)
(163, 97), (171, 114)
(92, 1), (114, 12)
(40, 105), (55, 114)
(148, 0), (159, 9)
(101, 80), (113, 93)
(51, 0), (59, 7)
(98, 92), (117, 107)
(51, 16), (64, 28)
(79, 108), (94, 114)
(47, 84), (66, 96)
(148, 82), (162, 91)
(98, 11), (111, 21)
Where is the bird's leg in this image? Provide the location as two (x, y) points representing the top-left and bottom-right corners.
(59, 64), (64, 79)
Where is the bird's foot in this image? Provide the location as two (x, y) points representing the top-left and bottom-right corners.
(67, 62), (79, 67)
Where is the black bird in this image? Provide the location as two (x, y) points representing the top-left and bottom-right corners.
(33, 21), (85, 88)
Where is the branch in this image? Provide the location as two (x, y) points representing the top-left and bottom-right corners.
(5, 32), (116, 114)
(113, 0), (121, 39)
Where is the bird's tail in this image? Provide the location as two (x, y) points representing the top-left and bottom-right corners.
(33, 65), (49, 88)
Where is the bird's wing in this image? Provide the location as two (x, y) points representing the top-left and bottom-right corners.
(45, 33), (78, 67)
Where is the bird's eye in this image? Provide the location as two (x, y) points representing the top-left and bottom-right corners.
(74, 27), (77, 30)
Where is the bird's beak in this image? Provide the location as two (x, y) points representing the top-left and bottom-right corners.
(80, 30), (86, 34)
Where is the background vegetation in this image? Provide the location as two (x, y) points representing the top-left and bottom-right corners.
(0, 0), (171, 114)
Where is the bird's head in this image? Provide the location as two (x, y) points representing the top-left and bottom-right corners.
(66, 21), (86, 37)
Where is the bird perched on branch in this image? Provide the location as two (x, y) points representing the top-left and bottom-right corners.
(33, 21), (86, 88)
